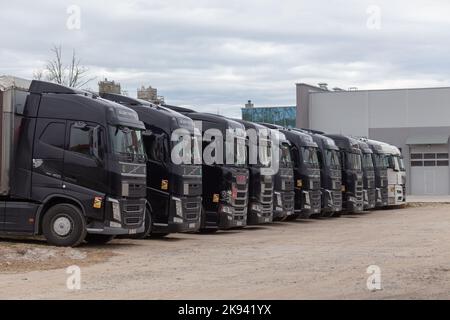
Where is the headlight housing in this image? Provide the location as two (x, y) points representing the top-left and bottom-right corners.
(220, 205), (233, 214)
(251, 203), (262, 212)
(108, 198), (121, 222)
(173, 197), (183, 217)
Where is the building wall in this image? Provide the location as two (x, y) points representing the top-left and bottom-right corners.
(295, 83), (324, 129)
(369, 126), (450, 195)
(304, 86), (450, 195)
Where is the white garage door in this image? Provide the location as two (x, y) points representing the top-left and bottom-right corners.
(411, 151), (449, 195)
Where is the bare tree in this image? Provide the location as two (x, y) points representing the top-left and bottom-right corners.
(34, 45), (95, 88)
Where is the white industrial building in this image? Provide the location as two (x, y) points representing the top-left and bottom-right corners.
(296, 84), (450, 196)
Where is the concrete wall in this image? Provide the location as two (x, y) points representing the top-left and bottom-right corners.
(304, 86), (450, 195)
(295, 83), (324, 129)
(369, 126), (450, 195)
(309, 87), (450, 133)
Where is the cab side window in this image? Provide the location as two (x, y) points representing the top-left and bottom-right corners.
(144, 132), (167, 163)
(40, 122), (65, 149)
(69, 125), (92, 156)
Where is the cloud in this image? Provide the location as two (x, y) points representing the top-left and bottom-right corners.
(1, 0), (450, 117)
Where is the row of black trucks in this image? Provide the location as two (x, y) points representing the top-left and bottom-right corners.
(0, 77), (406, 246)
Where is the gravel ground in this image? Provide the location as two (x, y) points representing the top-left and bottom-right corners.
(1, 204), (450, 300)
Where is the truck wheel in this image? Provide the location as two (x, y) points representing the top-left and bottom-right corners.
(85, 234), (115, 245)
(42, 204), (87, 247)
(129, 207), (152, 239)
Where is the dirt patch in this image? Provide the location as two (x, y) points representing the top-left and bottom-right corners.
(0, 239), (115, 273)
(406, 202), (450, 208)
(2, 205), (450, 299)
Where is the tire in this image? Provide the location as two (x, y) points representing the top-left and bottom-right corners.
(85, 234), (115, 245)
(128, 206), (152, 239)
(42, 204), (87, 247)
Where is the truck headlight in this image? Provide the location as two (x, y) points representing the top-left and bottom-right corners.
(173, 197), (183, 217)
(108, 198), (121, 222)
(174, 217), (183, 224)
(275, 192), (283, 207)
(220, 205), (233, 214)
(251, 203), (262, 212)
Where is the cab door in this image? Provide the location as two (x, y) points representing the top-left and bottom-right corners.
(62, 121), (108, 212)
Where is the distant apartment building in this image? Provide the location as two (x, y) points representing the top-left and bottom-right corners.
(137, 85), (164, 105)
(98, 78), (121, 94)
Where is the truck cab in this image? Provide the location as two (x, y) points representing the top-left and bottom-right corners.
(363, 139), (389, 208)
(0, 77), (147, 246)
(100, 94), (202, 237)
(263, 124), (321, 218)
(231, 119), (274, 225)
(164, 106), (249, 231)
(385, 144), (406, 206)
(325, 135), (364, 213)
(356, 140), (376, 210)
(309, 133), (343, 216)
(269, 129), (295, 220)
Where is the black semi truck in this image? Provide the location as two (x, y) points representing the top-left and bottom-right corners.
(231, 119), (274, 224)
(356, 140), (376, 210)
(262, 124), (321, 219)
(164, 106), (249, 232)
(0, 77), (147, 246)
(100, 94), (202, 237)
(362, 139), (389, 208)
(308, 133), (343, 216)
(269, 129), (295, 220)
(325, 135), (364, 213)
(358, 140), (376, 210)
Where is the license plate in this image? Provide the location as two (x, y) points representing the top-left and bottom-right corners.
(189, 223), (196, 229)
(128, 229), (137, 235)
(236, 221), (243, 226)
(264, 218), (270, 223)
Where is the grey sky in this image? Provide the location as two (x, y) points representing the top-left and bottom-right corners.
(1, 0), (450, 118)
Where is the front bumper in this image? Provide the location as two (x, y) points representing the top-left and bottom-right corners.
(301, 190), (322, 218)
(93, 197), (146, 236)
(363, 189), (376, 210)
(321, 189), (342, 213)
(273, 191), (295, 220)
(154, 196), (202, 234)
(218, 205), (248, 229)
(388, 185), (405, 206)
(375, 187), (389, 208)
(248, 202), (273, 225)
(344, 192), (364, 213)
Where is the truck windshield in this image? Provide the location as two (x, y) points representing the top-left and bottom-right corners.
(392, 156), (401, 172)
(325, 149), (340, 169)
(259, 139), (272, 167)
(362, 153), (374, 169)
(374, 154), (388, 169)
(226, 135), (246, 166)
(109, 125), (145, 158)
(301, 147), (319, 168)
(280, 144), (292, 168)
(347, 153), (362, 171)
